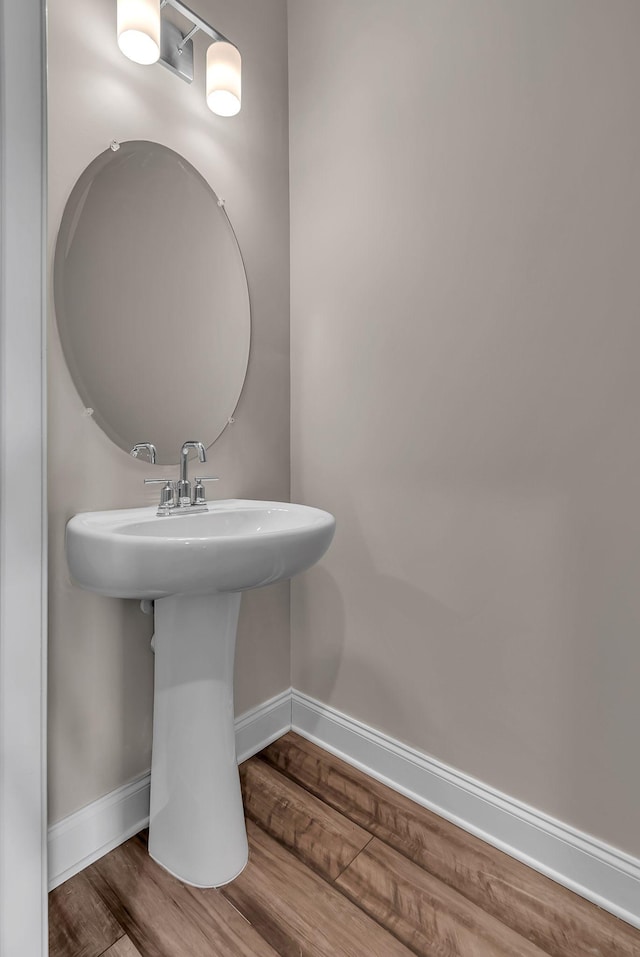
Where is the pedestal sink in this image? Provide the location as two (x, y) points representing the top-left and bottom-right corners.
(66, 500), (335, 886)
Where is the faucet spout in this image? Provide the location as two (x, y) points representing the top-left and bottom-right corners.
(178, 441), (207, 505)
(180, 441), (206, 482)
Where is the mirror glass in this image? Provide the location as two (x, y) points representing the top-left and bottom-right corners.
(54, 140), (250, 465)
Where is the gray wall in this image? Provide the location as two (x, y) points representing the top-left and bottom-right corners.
(289, 0), (640, 857)
(48, 0), (290, 824)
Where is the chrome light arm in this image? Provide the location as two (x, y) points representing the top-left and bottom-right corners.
(161, 0), (231, 45)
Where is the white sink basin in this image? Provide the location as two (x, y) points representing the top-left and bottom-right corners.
(66, 499), (335, 599)
(65, 498), (335, 888)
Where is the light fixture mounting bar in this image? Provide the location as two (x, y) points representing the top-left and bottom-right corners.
(162, 0), (232, 46)
(177, 24), (199, 51)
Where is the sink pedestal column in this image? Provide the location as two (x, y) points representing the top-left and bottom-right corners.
(148, 592), (248, 887)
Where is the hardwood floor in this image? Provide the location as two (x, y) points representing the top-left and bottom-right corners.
(50, 732), (640, 957)
(48, 871), (123, 957)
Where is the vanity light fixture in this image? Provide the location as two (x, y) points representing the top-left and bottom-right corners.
(116, 0), (241, 116)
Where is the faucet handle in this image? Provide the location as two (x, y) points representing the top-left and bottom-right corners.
(144, 478), (175, 509)
(192, 476), (219, 505)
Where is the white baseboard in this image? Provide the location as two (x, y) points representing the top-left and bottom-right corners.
(47, 688), (292, 890)
(48, 685), (640, 931)
(235, 687), (292, 763)
(48, 773), (151, 891)
(291, 689), (640, 930)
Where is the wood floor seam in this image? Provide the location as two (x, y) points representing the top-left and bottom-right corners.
(94, 933), (127, 957)
(331, 834), (376, 884)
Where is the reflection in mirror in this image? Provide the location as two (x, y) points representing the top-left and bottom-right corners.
(54, 140), (250, 465)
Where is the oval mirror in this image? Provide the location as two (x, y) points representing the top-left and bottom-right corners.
(54, 140), (250, 465)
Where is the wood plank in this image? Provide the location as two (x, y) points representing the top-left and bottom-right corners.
(336, 836), (549, 957)
(85, 834), (280, 957)
(101, 938), (143, 957)
(218, 819), (415, 957)
(261, 732), (640, 957)
(48, 870), (124, 957)
(240, 757), (371, 880)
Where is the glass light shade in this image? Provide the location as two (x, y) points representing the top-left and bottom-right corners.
(206, 42), (242, 117)
(117, 0), (161, 65)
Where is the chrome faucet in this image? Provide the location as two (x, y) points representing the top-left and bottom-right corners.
(178, 440), (207, 505)
(142, 440), (218, 515)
